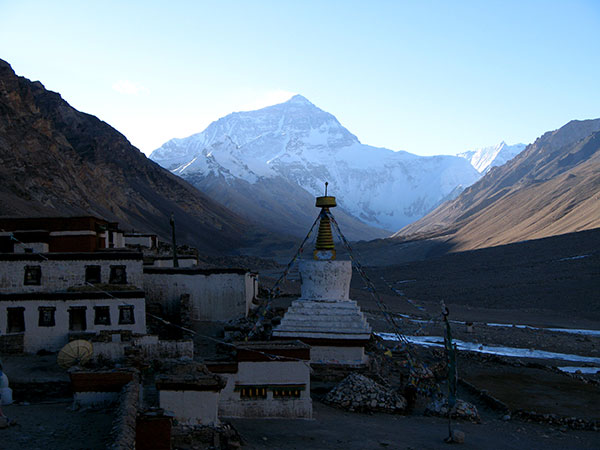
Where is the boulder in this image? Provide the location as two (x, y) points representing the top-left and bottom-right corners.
(425, 397), (480, 423)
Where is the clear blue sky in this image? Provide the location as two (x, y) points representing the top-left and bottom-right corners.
(1, 0), (599, 156)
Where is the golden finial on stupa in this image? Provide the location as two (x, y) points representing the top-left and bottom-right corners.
(314, 182), (337, 261)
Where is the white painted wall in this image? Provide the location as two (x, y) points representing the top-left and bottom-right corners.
(299, 260), (352, 301)
(218, 360), (312, 419)
(159, 390), (220, 425)
(0, 258), (143, 293)
(143, 271), (254, 321)
(0, 297), (146, 353)
(124, 235), (154, 248)
(0, 373), (12, 405)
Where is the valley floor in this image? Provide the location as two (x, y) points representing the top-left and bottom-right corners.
(232, 401), (599, 450)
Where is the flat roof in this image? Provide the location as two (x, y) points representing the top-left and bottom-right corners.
(0, 252), (143, 261)
(143, 267), (248, 275)
(0, 290), (145, 301)
(155, 362), (226, 391)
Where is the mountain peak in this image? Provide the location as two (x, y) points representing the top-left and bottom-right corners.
(286, 94), (314, 106)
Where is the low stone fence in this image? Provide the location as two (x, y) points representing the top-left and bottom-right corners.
(93, 336), (193, 362)
(107, 379), (139, 450)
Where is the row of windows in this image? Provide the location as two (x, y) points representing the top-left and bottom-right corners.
(238, 386), (303, 399)
(5, 305), (135, 333)
(23, 265), (128, 286)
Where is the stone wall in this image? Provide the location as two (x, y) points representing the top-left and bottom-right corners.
(159, 390), (221, 426)
(108, 380), (139, 450)
(0, 255), (143, 293)
(0, 295), (146, 353)
(143, 269), (254, 322)
(0, 333), (24, 353)
(218, 360), (312, 419)
(93, 336), (194, 362)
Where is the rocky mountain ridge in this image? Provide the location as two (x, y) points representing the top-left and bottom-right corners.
(394, 118), (600, 250)
(0, 59), (260, 254)
(150, 95), (481, 237)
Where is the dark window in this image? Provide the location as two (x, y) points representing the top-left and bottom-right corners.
(7, 307), (25, 333)
(118, 305), (135, 325)
(239, 386), (267, 399)
(38, 307), (56, 327)
(69, 307), (87, 331)
(85, 265), (102, 284)
(94, 306), (111, 325)
(109, 265), (127, 284)
(24, 265), (41, 285)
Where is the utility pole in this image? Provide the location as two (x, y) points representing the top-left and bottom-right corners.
(442, 301), (458, 443)
(170, 213), (179, 268)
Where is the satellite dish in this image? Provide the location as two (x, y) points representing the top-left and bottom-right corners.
(57, 340), (93, 369)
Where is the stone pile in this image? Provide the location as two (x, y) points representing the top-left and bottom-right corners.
(172, 423), (242, 449)
(425, 397), (481, 423)
(513, 410), (600, 431)
(324, 373), (406, 413)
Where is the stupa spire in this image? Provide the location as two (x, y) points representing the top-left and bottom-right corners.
(314, 182), (337, 261)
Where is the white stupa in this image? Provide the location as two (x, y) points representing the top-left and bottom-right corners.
(272, 191), (372, 366)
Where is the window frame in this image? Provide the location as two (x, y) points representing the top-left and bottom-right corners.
(68, 306), (87, 331)
(118, 305), (135, 325)
(93, 306), (111, 325)
(109, 265), (127, 284)
(38, 306), (56, 327)
(85, 265), (102, 284)
(238, 386), (267, 400)
(24, 265), (41, 286)
(7, 307), (26, 333)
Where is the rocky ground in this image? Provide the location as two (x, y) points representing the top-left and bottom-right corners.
(1, 401), (113, 449)
(1, 230), (598, 449)
(251, 244), (600, 449)
(231, 401), (599, 450)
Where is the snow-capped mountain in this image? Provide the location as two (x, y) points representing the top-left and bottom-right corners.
(150, 95), (481, 236)
(458, 141), (526, 174)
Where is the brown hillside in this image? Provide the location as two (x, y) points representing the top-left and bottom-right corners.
(0, 59), (255, 253)
(394, 119), (600, 251)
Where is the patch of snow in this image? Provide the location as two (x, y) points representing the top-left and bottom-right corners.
(457, 142), (526, 173)
(557, 254), (591, 262)
(486, 323), (600, 337)
(557, 366), (600, 374)
(376, 333), (600, 364)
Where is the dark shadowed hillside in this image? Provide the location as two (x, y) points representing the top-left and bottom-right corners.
(0, 59), (268, 253)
